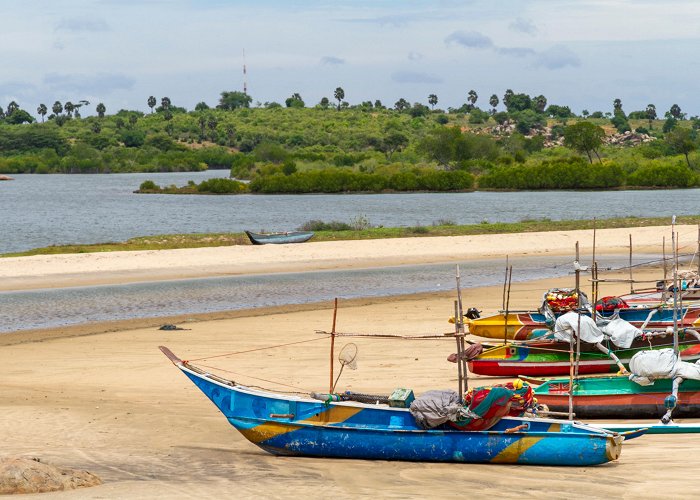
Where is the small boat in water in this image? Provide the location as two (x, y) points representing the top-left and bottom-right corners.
(245, 230), (314, 245)
(159, 346), (625, 466)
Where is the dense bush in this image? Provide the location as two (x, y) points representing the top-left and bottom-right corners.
(627, 162), (698, 187)
(0, 126), (68, 154)
(249, 168), (474, 193)
(298, 220), (353, 231)
(478, 157), (625, 189)
(196, 177), (248, 193)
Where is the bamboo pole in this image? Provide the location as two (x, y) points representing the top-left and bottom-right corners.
(672, 218), (679, 354)
(503, 266), (513, 345)
(591, 218), (597, 302)
(502, 256), (509, 310)
(329, 298), (338, 393)
(697, 224), (700, 276)
(629, 234), (634, 294)
(593, 261), (599, 321)
(574, 242), (582, 381)
(459, 333), (469, 393)
(456, 265), (464, 333)
(454, 300), (463, 396)
(663, 236), (668, 300)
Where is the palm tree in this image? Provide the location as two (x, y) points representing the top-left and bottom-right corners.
(161, 97), (171, 110)
(534, 95), (547, 113)
(96, 103), (106, 118)
(148, 96), (157, 113)
(467, 90), (478, 109)
(503, 89), (514, 109)
(489, 94), (499, 113)
(613, 98), (622, 111)
(6, 101), (19, 116)
(64, 101), (74, 117)
(333, 87), (345, 111)
(198, 115), (207, 138)
(669, 104), (682, 119)
(645, 104), (657, 129)
(37, 104), (47, 122)
(428, 94), (438, 109)
(52, 101), (63, 116)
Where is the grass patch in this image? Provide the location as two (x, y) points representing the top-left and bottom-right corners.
(4, 215), (699, 257)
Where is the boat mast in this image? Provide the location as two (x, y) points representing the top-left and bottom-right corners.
(329, 298), (338, 393)
(672, 217), (679, 355)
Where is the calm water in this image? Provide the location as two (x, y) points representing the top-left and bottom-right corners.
(0, 254), (659, 333)
(0, 172), (699, 254)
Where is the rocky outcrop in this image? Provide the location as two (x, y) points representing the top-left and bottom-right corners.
(604, 131), (655, 146)
(0, 457), (102, 494)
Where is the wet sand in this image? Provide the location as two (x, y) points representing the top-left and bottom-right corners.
(2, 228), (699, 498)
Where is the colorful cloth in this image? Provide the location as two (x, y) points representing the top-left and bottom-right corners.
(595, 296), (629, 312)
(449, 382), (535, 431)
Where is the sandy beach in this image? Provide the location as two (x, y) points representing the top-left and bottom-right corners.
(2, 226), (700, 498)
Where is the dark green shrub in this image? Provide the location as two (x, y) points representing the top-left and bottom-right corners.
(196, 178), (248, 194)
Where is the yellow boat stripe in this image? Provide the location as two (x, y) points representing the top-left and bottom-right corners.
(299, 405), (364, 424)
(240, 405), (365, 444)
(238, 422), (302, 444)
(490, 436), (544, 463)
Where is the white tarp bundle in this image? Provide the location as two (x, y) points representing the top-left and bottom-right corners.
(554, 312), (642, 348)
(599, 317), (642, 349)
(554, 312), (604, 344)
(629, 348), (700, 386)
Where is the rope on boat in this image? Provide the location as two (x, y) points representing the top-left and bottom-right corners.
(315, 330), (456, 340)
(195, 362), (312, 393)
(186, 335), (331, 362)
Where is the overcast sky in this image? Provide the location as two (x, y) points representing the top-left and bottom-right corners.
(2, 0), (700, 117)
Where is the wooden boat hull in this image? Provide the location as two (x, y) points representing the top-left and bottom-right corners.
(468, 340), (700, 377)
(467, 307), (700, 341)
(245, 230), (314, 245)
(534, 376), (700, 419)
(162, 348), (623, 465)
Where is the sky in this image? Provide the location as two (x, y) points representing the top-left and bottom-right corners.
(2, 0), (700, 118)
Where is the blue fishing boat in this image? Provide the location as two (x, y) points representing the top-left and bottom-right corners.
(245, 230), (314, 245)
(160, 346), (624, 466)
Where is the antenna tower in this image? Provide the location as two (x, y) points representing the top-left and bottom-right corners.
(243, 49), (248, 95)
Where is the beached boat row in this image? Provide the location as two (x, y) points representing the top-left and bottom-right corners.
(159, 220), (700, 467)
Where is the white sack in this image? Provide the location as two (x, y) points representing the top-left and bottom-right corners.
(554, 311), (604, 344)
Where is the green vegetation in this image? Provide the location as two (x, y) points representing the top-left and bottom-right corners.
(138, 178), (247, 194)
(5, 215), (700, 257)
(2, 92), (700, 191)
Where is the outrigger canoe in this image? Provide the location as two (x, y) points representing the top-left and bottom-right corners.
(469, 336), (700, 377)
(245, 230), (314, 245)
(466, 306), (700, 341)
(160, 346), (624, 466)
(531, 375), (700, 419)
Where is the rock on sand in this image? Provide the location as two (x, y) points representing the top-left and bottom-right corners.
(0, 457), (102, 494)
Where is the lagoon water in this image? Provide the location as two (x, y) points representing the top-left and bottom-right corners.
(1, 172), (699, 254)
(0, 254), (661, 333)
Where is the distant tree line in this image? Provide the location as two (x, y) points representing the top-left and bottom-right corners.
(2, 88), (700, 191)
